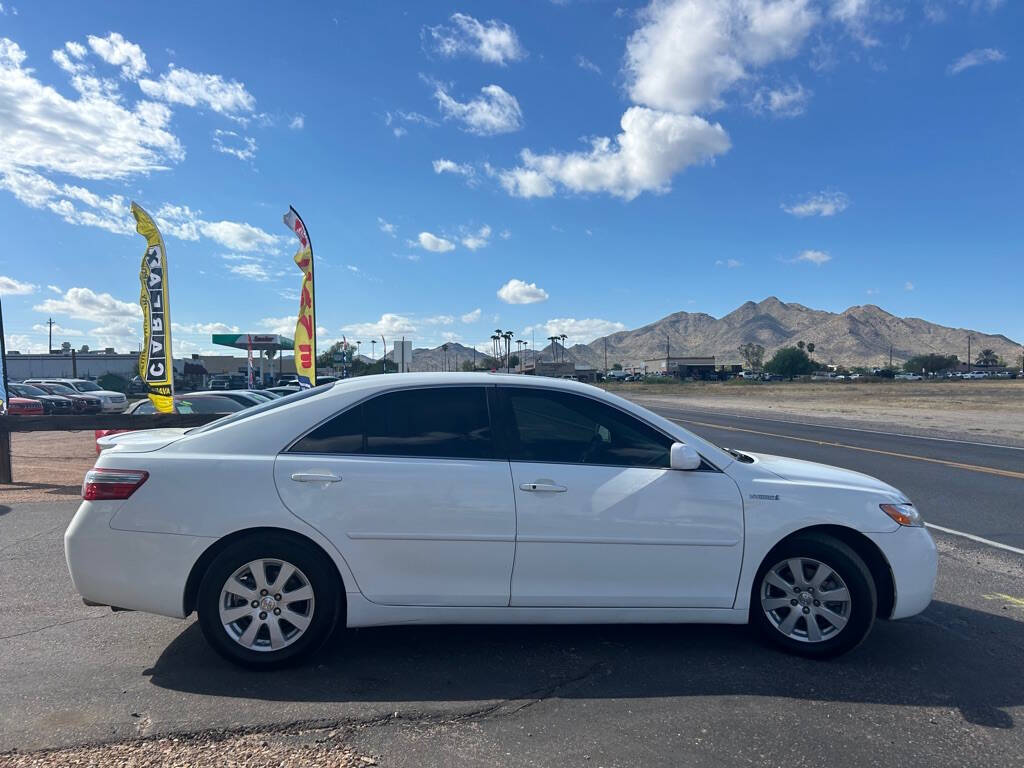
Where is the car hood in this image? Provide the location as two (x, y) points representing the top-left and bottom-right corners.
(745, 452), (908, 500)
(96, 428), (188, 453)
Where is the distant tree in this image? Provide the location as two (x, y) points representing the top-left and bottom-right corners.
(765, 347), (815, 380)
(509, 354), (520, 369)
(796, 340), (806, 351)
(903, 353), (959, 374)
(976, 348), (999, 366)
(460, 359), (477, 372)
(611, 363), (623, 371)
(806, 342), (815, 355)
(738, 342), (765, 372)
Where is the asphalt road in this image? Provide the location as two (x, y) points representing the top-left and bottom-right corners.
(643, 403), (1024, 550)
(2, 412), (1023, 767)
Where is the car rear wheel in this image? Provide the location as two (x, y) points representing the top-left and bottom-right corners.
(197, 533), (341, 668)
(751, 533), (877, 659)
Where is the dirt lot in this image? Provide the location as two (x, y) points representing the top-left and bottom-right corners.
(605, 379), (1024, 445)
(2, 430), (96, 504)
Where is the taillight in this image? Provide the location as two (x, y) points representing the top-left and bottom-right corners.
(82, 469), (149, 501)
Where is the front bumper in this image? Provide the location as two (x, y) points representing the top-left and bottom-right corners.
(65, 501), (215, 618)
(100, 401), (128, 413)
(865, 525), (937, 619)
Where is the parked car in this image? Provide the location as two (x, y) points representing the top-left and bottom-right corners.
(266, 386), (301, 397)
(6, 396), (45, 415)
(961, 371), (988, 380)
(215, 390), (272, 408)
(67, 373), (936, 667)
(895, 373), (922, 381)
(7, 383), (74, 414)
(95, 393), (249, 454)
(30, 382), (103, 413)
(24, 378), (128, 412)
(250, 389), (282, 399)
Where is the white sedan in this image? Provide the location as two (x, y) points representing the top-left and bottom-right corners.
(65, 374), (936, 667)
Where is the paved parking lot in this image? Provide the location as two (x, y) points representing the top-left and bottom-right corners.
(2, 495), (1023, 767)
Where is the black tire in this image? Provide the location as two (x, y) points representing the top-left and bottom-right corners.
(197, 532), (341, 669)
(751, 532), (877, 659)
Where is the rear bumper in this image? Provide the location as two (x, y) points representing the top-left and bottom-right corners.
(65, 501), (215, 618)
(866, 526), (937, 619)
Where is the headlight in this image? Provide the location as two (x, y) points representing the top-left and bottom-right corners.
(880, 503), (924, 527)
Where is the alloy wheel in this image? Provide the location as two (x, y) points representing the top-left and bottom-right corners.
(760, 557), (852, 643)
(218, 558), (315, 652)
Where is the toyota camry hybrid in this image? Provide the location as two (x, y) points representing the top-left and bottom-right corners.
(65, 374), (936, 667)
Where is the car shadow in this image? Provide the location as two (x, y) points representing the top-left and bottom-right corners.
(145, 600), (1022, 729)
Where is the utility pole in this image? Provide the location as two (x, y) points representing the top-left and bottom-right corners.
(604, 337), (608, 374)
(666, 334), (670, 374)
(889, 345), (893, 370)
(967, 334), (972, 372)
(0, 291), (10, 483)
(47, 317), (55, 354)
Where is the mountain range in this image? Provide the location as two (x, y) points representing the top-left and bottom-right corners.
(388, 297), (1021, 371)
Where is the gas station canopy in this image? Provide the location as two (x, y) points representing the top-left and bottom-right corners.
(211, 333), (294, 352)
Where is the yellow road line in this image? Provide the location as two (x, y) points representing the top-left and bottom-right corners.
(982, 593), (1024, 608)
(675, 418), (1024, 481)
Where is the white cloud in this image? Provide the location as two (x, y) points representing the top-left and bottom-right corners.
(33, 321), (82, 337)
(433, 158), (476, 183)
(749, 82), (811, 117)
(433, 82), (523, 135)
(425, 12), (526, 65)
(155, 205), (280, 251)
(87, 32), (148, 79)
(139, 64), (255, 114)
(499, 107), (729, 200)
(33, 286), (140, 323)
(499, 229), (512, 240)
(0, 37), (182, 180)
(904, 281), (915, 291)
(527, 318), (627, 345)
(794, 249), (831, 265)
(947, 48), (1006, 75)
(227, 263), (271, 281)
(498, 278), (549, 304)
(212, 129), (257, 161)
(260, 316), (299, 336)
(417, 231), (456, 253)
(715, 258), (743, 268)
(423, 314), (455, 326)
(576, 54), (602, 74)
(461, 308), (482, 324)
(625, 0), (818, 114)
(342, 313), (418, 337)
(289, 114), (305, 130)
(461, 225), (492, 251)
(377, 217), (397, 237)
(172, 321), (240, 335)
(46, 284), (62, 295)
(0, 275), (37, 295)
(782, 190), (850, 217)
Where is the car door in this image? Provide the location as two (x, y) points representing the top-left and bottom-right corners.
(497, 386), (744, 608)
(275, 385), (517, 607)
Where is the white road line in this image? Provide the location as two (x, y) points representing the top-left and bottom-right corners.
(646, 404), (1024, 451)
(925, 523), (1024, 556)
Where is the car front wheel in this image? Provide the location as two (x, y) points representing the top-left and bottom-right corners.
(196, 533), (341, 668)
(751, 533), (877, 658)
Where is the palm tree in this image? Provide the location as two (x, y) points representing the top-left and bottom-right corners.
(560, 334), (567, 362)
(503, 330), (514, 372)
(548, 335), (559, 362)
(806, 342), (815, 355)
(442, 343), (449, 372)
(976, 348), (999, 367)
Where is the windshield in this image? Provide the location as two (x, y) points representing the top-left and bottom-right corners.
(73, 381), (103, 392)
(43, 384), (76, 395)
(188, 384), (331, 434)
(11, 384), (46, 396)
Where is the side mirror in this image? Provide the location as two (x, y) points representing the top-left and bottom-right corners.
(670, 442), (702, 471)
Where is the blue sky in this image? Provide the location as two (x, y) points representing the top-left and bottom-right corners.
(0, 0), (1020, 359)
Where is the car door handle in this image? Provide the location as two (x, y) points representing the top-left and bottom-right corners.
(291, 472), (342, 484)
(520, 482), (567, 493)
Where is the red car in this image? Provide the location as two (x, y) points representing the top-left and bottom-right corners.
(5, 396), (45, 415)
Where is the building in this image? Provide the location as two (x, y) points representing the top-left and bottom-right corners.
(625, 356), (717, 378)
(523, 361), (600, 382)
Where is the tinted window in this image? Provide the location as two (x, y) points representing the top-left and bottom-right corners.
(365, 387), (493, 459)
(291, 403), (364, 454)
(504, 388), (671, 468)
(291, 386), (494, 459)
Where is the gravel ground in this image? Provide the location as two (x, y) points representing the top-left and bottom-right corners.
(4, 431), (95, 504)
(0, 725), (378, 767)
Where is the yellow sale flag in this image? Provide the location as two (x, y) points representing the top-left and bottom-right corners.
(131, 203), (175, 412)
(283, 206), (316, 388)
